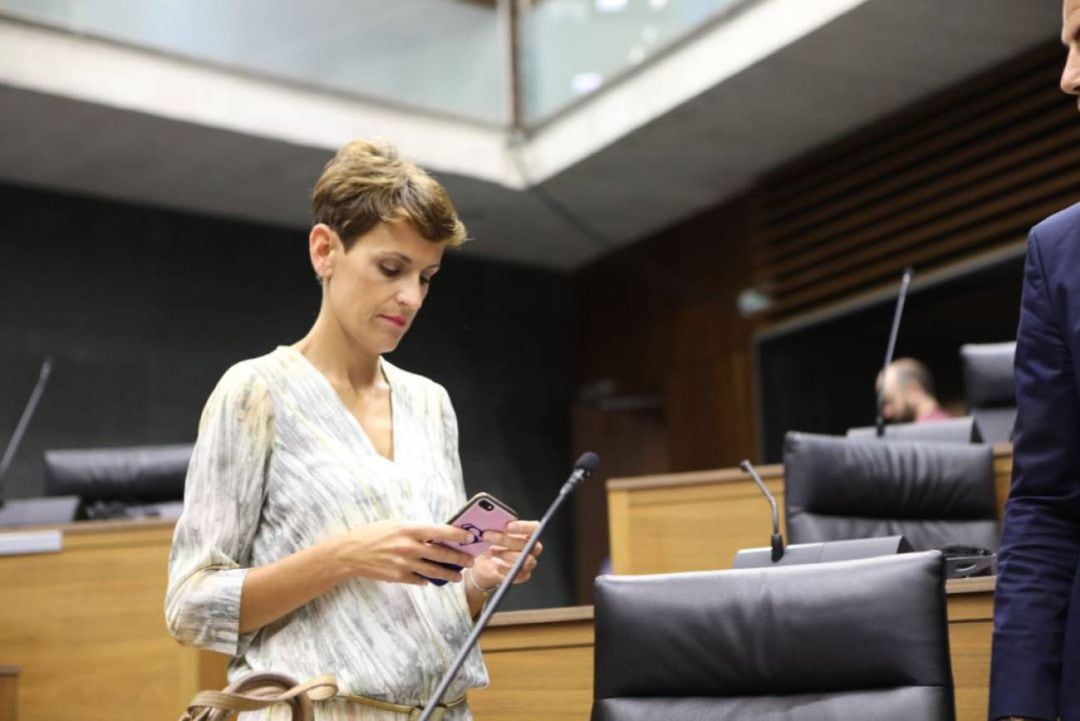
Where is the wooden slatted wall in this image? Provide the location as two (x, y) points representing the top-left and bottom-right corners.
(750, 41), (1080, 322)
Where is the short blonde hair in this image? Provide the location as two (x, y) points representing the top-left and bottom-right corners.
(311, 139), (467, 249)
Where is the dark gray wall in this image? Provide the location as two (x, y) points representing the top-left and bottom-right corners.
(0, 182), (573, 609)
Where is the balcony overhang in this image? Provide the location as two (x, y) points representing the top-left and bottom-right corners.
(0, 0), (1059, 269)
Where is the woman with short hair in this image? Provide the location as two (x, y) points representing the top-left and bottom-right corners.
(166, 139), (542, 720)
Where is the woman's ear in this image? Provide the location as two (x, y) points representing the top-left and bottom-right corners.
(309, 224), (337, 282)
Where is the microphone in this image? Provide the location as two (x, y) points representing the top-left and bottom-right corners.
(0, 357), (54, 506)
(876, 267), (914, 438)
(739, 460), (784, 563)
(0, 357), (81, 527)
(559, 451), (597, 496)
(734, 458), (913, 571)
(417, 452), (598, 721)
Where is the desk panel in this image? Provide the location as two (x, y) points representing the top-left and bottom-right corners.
(0, 666), (18, 721)
(609, 464), (784, 575)
(0, 520), (218, 721)
(472, 607), (594, 721)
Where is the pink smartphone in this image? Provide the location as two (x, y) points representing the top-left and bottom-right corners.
(425, 492), (518, 586)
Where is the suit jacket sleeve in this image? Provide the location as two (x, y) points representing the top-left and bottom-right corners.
(989, 225), (1080, 720)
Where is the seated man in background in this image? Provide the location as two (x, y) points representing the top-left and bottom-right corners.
(877, 357), (951, 423)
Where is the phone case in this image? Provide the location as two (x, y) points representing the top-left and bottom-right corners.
(424, 493), (518, 586)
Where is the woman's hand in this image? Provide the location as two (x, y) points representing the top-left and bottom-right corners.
(239, 521), (473, 634)
(330, 521), (477, 586)
(470, 520), (543, 592)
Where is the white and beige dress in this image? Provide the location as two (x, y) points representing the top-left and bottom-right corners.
(165, 346), (487, 720)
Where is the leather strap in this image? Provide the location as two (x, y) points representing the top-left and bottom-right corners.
(339, 691), (467, 721)
(180, 671), (466, 721)
(181, 673), (338, 721)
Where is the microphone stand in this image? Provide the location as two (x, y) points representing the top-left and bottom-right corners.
(739, 459), (784, 563)
(0, 357), (53, 507)
(416, 452), (598, 721)
(0, 356), (79, 527)
(876, 268), (913, 438)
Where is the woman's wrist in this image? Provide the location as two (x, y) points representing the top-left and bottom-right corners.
(464, 568), (494, 618)
(320, 535), (356, 586)
(467, 568), (497, 596)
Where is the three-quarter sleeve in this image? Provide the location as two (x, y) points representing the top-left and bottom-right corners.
(165, 362), (274, 657)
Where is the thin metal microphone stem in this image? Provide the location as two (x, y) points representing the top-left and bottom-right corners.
(0, 357), (53, 483)
(876, 268), (913, 438)
(739, 460), (777, 536)
(739, 459), (785, 562)
(417, 468), (587, 721)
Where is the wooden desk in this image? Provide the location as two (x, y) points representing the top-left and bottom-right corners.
(0, 515), (997, 721)
(471, 606), (594, 721)
(607, 442), (1013, 575)
(469, 578), (994, 721)
(0, 519), (224, 721)
(948, 576), (995, 721)
(0, 666), (19, 721)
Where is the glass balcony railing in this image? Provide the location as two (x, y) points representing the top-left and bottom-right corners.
(519, 0), (745, 124)
(0, 0), (746, 129)
(0, 0), (510, 125)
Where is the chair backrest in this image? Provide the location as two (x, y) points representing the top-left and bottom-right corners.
(783, 431), (999, 551)
(43, 443), (192, 503)
(846, 416), (982, 443)
(960, 341), (1016, 444)
(591, 551), (955, 721)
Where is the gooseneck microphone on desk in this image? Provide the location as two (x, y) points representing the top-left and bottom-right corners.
(0, 357), (81, 528)
(0, 356), (53, 495)
(733, 459), (911, 569)
(417, 451), (599, 721)
(739, 459), (784, 563)
(876, 267), (914, 438)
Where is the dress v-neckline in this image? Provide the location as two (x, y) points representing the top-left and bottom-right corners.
(281, 345), (400, 464)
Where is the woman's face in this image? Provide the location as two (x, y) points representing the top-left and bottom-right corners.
(319, 220), (445, 356)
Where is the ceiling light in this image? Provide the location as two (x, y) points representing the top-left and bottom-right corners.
(596, 0), (629, 13)
(737, 288), (774, 317)
(571, 72), (604, 95)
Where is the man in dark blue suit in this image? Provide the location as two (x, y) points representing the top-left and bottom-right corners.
(990, 3), (1080, 718)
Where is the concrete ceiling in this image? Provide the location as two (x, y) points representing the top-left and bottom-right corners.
(0, 0), (1061, 271)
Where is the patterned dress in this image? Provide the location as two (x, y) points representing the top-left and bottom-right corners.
(165, 346), (487, 720)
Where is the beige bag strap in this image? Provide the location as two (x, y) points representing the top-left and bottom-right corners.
(181, 672), (338, 721)
(339, 691), (468, 721)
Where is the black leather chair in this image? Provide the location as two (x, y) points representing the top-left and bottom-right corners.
(43, 443), (192, 519)
(784, 431), (999, 551)
(846, 416), (982, 444)
(960, 341), (1016, 444)
(592, 551), (954, 721)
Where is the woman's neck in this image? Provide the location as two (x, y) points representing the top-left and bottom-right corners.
(293, 312), (382, 393)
